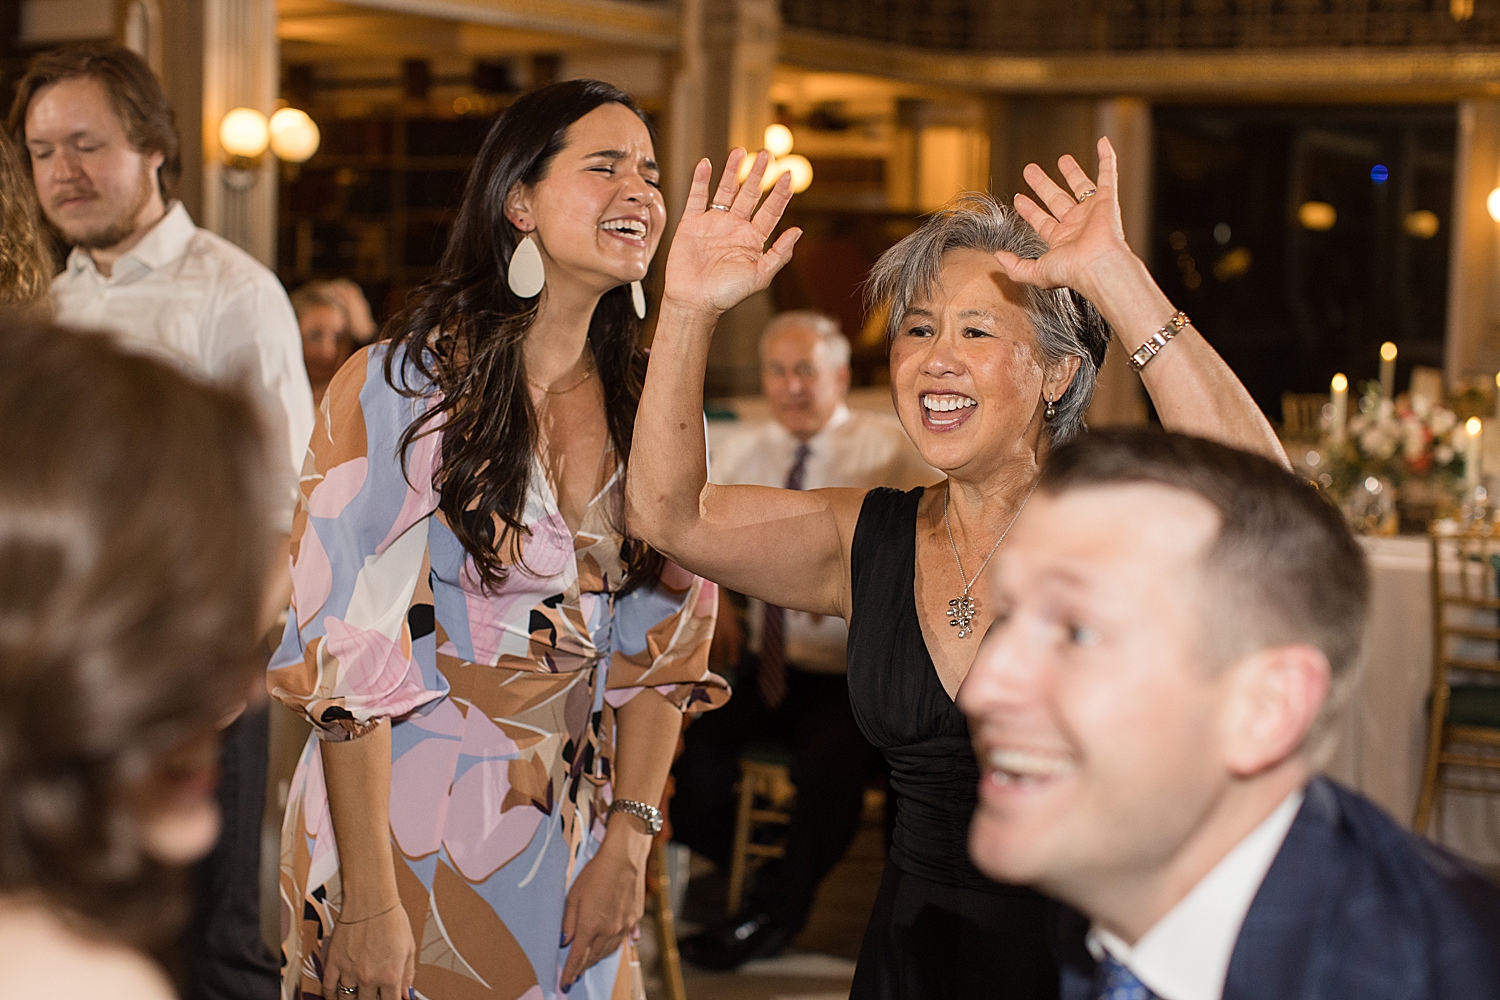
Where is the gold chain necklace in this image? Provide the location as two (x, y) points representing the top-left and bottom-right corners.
(528, 357), (594, 395)
(943, 480), (1039, 638)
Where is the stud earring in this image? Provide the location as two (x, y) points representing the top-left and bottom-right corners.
(1044, 391), (1057, 421)
(508, 234), (545, 298)
(630, 280), (647, 319)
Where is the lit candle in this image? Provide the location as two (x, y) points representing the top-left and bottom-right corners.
(1379, 342), (1397, 398)
(1466, 416), (1484, 491)
(1330, 372), (1348, 443)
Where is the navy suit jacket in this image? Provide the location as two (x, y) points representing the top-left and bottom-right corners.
(1057, 777), (1500, 999)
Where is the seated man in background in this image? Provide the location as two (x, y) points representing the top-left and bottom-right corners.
(960, 429), (1500, 1000)
(675, 310), (936, 969)
(290, 278), (376, 407)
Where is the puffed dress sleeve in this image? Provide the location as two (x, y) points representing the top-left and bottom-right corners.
(603, 559), (731, 712)
(267, 345), (448, 741)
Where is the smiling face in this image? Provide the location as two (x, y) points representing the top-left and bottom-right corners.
(761, 322), (850, 440)
(958, 483), (1235, 909)
(24, 75), (164, 252)
(506, 102), (665, 295)
(887, 249), (1068, 479)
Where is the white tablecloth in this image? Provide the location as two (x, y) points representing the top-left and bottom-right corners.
(1324, 535), (1500, 866)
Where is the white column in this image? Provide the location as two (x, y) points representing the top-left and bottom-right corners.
(1088, 97), (1149, 428)
(665, 0), (779, 395)
(200, 0), (278, 265)
(1446, 100), (1500, 385)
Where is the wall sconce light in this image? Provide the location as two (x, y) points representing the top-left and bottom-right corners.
(1403, 209), (1440, 239)
(742, 123), (813, 194)
(219, 107), (270, 189)
(1487, 187), (1500, 223)
(268, 107), (321, 163)
(765, 124), (794, 158)
(1298, 201), (1336, 231)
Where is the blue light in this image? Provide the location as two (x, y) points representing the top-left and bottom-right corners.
(1371, 164), (1389, 183)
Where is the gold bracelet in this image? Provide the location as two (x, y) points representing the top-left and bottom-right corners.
(336, 902), (399, 925)
(1127, 310), (1190, 372)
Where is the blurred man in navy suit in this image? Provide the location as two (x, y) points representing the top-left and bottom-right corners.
(959, 429), (1500, 1000)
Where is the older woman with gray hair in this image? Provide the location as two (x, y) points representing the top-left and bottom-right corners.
(629, 140), (1283, 998)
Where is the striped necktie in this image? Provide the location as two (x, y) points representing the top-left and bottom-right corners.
(759, 442), (811, 709)
(1095, 953), (1158, 1000)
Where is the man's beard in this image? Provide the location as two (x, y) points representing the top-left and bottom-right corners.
(61, 162), (157, 251)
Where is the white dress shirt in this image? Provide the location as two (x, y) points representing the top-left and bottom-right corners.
(710, 403), (939, 674)
(1088, 790), (1305, 1000)
(52, 201), (315, 532)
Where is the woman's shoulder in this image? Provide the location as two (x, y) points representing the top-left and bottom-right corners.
(858, 484), (926, 524)
(0, 901), (174, 999)
(321, 342), (442, 444)
(848, 484), (925, 579)
(329, 342), (437, 400)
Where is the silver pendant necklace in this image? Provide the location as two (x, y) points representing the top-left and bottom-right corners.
(944, 479), (1039, 638)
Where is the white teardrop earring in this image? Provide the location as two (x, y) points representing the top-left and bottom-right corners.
(630, 280), (647, 320)
(507, 234), (545, 298)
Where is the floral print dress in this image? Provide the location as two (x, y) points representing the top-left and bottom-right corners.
(269, 345), (727, 1000)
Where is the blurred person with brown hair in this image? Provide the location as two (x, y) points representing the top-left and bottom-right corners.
(9, 43), (313, 1000)
(0, 130), (51, 309)
(0, 312), (277, 996)
(289, 279), (376, 407)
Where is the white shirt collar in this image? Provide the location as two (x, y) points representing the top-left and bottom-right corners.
(773, 402), (852, 453)
(67, 201), (195, 281)
(1086, 789), (1304, 1000)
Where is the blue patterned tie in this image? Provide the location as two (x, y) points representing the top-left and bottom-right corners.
(1095, 953), (1158, 1000)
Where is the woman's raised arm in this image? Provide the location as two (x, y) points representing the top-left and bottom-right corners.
(998, 137), (1287, 467)
(627, 150), (862, 619)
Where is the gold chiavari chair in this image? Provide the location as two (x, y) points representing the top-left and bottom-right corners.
(1413, 523), (1500, 835)
(1281, 393), (1329, 440)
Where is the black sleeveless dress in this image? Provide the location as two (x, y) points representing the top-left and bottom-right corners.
(847, 487), (1058, 1000)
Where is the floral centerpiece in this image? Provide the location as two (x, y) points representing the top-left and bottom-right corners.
(1323, 383), (1468, 527)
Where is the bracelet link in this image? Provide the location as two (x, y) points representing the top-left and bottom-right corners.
(608, 797), (664, 836)
(1127, 310), (1190, 372)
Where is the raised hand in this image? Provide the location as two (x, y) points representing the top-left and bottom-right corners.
(662, 149), (802, 320)
(995, 137), (1133, 298)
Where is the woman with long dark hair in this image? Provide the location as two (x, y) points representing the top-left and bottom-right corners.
(270, 81), (727, 1000)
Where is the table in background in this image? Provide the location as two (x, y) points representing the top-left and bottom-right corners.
(1325, 535), (1500, 868)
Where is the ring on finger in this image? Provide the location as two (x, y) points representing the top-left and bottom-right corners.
(337, 986), (359, 996)
(1077, 188), (1097, 202)
(709, 203), (731, 211)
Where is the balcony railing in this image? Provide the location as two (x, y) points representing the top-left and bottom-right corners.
(781, 0), (1500, 51)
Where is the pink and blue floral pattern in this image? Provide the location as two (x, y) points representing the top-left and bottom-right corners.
(270, 346), (726, 1000)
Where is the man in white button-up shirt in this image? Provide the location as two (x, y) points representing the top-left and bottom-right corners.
(960, 430), (1500, 1000)
(12, 45), (313, 1000)
(676, 312), (937, 970)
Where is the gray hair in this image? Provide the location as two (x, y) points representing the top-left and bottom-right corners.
(758, 310), (851, 368)
(865, 193), (1110, 444)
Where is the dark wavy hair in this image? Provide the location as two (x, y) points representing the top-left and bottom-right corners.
(384, 79), (661, 592)
(0, 313), (274, 955)
(8, 44), (182, 202)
